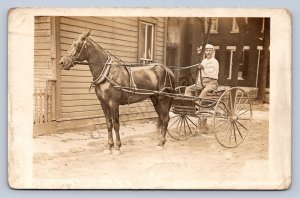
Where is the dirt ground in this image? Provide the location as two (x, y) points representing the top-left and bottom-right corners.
(33, 104), (269, 189)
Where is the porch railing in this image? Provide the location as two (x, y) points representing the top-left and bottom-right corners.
(33, 80), (56, 124)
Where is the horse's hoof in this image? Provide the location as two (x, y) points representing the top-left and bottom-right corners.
(156, 145), (164, 151)
(103, 149), (112, 154)
(113, 149), (121, 155)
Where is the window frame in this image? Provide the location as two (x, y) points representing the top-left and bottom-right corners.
(205, 17), (218, 33)
(139, 21), (155, 64)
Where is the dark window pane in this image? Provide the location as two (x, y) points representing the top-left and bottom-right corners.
(140, 23), (146, 59)
(146, 25), (153, 59)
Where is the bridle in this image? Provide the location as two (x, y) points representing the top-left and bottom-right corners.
(68, 36), (117, 66)
(63, 38), (89, 69)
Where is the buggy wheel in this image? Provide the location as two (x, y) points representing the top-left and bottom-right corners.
(167, 114), (198, 141)
(213, 87), (252, 148)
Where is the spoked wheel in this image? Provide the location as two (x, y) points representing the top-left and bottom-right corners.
(213, 87), (252, 148)
(167, 114), (198, 141)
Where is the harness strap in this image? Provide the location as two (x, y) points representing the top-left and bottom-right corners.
(126, 66), (137, 90)
(89, 56), (113, 91)
(158, 65), (174, 93)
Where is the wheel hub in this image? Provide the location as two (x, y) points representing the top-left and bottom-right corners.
(231, 115), (238, 121)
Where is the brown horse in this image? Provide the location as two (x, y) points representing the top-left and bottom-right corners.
(59, 30), (175, 154)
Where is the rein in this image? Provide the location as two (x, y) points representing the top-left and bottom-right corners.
(70, 35), (178, 94)
(74, 61), (200, 70)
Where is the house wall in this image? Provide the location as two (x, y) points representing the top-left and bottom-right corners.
(58, 17), (165, 123)
(208, 17), (264, 87)
(34, 16), (167, 133)
(34, 16), (54, 89)
(167, 17), (269, 88)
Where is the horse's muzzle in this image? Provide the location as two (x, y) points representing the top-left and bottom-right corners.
(59, 59), (72, 70)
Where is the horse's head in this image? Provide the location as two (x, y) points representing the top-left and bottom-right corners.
(59, 29), (91, 70)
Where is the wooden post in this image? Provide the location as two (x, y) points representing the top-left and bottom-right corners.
(50, 16), (62, 120)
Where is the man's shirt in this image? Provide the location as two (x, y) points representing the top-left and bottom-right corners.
(197, 57), (219, 84)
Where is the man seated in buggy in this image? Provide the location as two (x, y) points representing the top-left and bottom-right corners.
(184, 44), (219, 104)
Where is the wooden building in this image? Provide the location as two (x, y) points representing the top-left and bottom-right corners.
(34, 16), (167, 135)
(34, 16), (269, 135)
(166, 17), (270, 88)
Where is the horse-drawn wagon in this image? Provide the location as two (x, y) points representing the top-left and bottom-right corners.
(59, 30), (252, 153)
(168, 86), (252, 148)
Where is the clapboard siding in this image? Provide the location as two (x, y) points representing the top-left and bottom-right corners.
(62, 93), (97, 101)
(34, 49), (51, 56)
(34, 16), (52, 89)
(155, 18), (165, 63)
(58, 16), (165, 121)
(62, 102), (154, 113)
(60, 43), (137, 55)
(60, 17), (138, 37)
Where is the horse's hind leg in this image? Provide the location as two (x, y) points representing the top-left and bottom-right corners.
(157, 97), (173, 147)
(151, 96), (172, 148)
(150, 96), (163, 141)
(100, 102), (114, 154)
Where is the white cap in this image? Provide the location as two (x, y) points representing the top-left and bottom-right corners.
(205, 44), (214, 50)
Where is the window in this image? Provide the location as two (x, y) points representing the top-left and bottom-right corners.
(231, 18), (239, 33)
(225, 46), (249, 80)
(139, 22), (154, 64)
(231, 17), (248, 33)
(205, 17), (218, 33)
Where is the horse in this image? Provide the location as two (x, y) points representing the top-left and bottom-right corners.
(59, 30), (175, 154)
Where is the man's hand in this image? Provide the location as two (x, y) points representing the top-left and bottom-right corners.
(198, 64), (204, 70)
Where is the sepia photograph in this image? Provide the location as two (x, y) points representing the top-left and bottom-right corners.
(8, 8), (291, 189)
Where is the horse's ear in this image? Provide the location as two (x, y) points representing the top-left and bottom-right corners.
(82, 29), (91, 40)
(86, 29), (91, 36)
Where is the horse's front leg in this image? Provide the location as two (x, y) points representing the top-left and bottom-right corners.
(100, 102), (114, 154)
(111, 104), (121, 155)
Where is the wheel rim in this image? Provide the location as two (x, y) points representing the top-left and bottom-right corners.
(167, 114), (198, 141)
(213, 87), (252, 148)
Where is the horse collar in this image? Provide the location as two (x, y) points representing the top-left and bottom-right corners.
(90, 56), (113, 87)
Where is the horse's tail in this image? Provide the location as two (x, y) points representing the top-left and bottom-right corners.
(163, 65), (175, 79)
(164, 65), (175, 90)
(156, 64), (175, 92)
